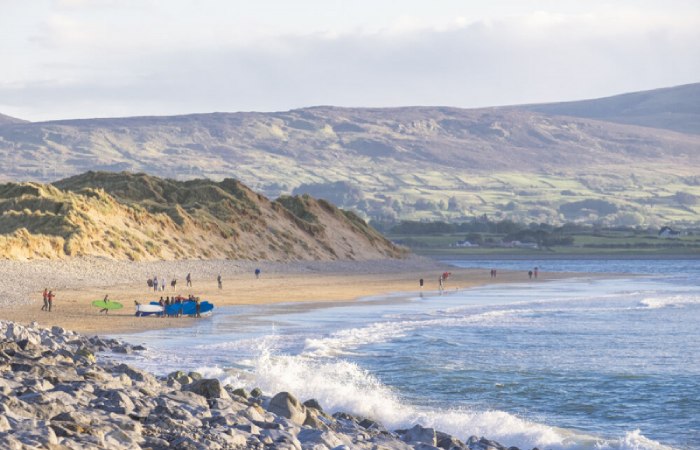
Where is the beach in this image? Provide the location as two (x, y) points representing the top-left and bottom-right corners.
(0, 256), (568, 334)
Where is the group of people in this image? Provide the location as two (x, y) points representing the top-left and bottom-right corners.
(528, 267), (539, 279)
(41, 289), (55, 312)
(145, 272), (211, 291)
(153, 294), (202, 318)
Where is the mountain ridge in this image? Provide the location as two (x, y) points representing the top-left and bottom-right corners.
(1, 83), (698, 226)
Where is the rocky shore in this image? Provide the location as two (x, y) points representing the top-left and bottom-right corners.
(1, 320), (527, 450)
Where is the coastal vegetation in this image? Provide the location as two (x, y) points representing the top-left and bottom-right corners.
(381, 219), (700, 256)
(0, 171), (404, 261)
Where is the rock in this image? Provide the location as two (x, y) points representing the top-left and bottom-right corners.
(168, 370), (187, 380)
(250, 387), (263, 397)
(401, 424), (437, 446)
(437, 431), (469, 450)
(303, 398), (324, 411)
(268, 392), (307, 426)
(188, 371), (203, 380)
(184, 378), (231, 400)
(230, 387), (249, 399)
(0, 415), (10, 432)
(298, 428), (350, 448)
(74, 347), (96, 364)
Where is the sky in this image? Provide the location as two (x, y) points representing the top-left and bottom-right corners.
(1, 0), (699, 121)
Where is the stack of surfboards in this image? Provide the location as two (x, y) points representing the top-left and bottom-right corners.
(133, 300), (214, 317)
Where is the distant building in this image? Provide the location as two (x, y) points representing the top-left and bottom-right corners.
(503, 240), (539, 249)
(451, 240), (479, 248)
(658, 226), (681, 238)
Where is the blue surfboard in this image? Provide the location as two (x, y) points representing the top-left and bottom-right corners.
(165, 300), (213, 316)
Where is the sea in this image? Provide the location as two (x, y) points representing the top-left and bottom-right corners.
(109, 259), (700, 450)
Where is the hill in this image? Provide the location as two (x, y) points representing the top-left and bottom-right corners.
(0, 84), (699, 227)
(0, 113), (27, 125)
(523, 83), (700, 135)
(0, 172), (404, 261)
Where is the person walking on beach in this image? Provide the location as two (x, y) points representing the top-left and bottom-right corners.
(217, 274), (222, 289)
(534, 267), (539, 279)
(419, 278), (424, 288)
(47, 290), (55, 312)
(171, 278), (177, 290)
(255, 268), (261, 279)
(99, 294), (110, 314)
(153, 276), (159, 292)
(438, 276), (444, 293)
(161, 277), (166, 291)
(528, 270), (533, 279)
(41, 288), (49, 311)
(186, 273), (192, 287)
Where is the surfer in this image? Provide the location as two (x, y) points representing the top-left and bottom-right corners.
(99, 294), (110, 314)
(41, 288), (49, 311)
(217, 274), (222, 289)
(47, 290), (55, 312)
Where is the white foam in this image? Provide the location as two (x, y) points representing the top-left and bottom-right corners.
(639, 295), (700, 309)
(227, 348), (670, 450)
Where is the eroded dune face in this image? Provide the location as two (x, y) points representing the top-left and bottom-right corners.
(0, 172), (406, 261)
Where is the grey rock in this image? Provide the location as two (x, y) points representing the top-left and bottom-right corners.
(269, 391), (307, 426)
(184, 378), (231, 400)
(400, 424), (437, 446)
(250, 387), (263, 397)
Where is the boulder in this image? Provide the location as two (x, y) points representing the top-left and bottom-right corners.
(268, 392), (307, 426)
(401, 424), (437, 446)
(184, 378), (231, 400)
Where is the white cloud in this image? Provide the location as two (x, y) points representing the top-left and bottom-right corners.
(0, 1), (698, 120)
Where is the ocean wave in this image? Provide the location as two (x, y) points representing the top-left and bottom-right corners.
(220, 347), (671, 450)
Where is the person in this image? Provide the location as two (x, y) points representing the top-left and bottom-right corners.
(217, 274), (222, 289)
(147, 278), (153, 289)
(171, 278), (177, 290)
(158, 296), (165, 318)
(41, 288), (49, 311)
(528, 270), (533, 279)
(419, 278), (424, 288)
(195, 297), (201, 318)
(161, 278), (166, 291)
(534, 267), (539, 279)
(47, 290), (55, 312)
(254, 268), (261, 279)
(438, 276), (444, 293)
(99, 294), (110, 314)
(153, 276), (159, 292)
(186, 273), (192, 287)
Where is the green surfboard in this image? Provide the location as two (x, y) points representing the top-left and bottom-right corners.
(91, 300), (123, 310)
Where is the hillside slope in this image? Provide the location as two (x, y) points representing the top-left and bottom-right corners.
(0, 113), (27, 125)
(523, 83), (700, 135)
(0, 84), (698, 226)
(0, 172), (404, 261)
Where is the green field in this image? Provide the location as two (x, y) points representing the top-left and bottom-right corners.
(388, 229), (700, 257)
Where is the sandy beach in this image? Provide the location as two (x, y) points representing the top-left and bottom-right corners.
(0, 256), (572, 335)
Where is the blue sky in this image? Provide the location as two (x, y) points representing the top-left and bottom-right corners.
(1, 0), (699, 121)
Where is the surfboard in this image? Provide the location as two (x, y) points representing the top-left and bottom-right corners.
(91, 300), (123, 310)
(165, 300), (214, 316)
(135, 304), (163, 316)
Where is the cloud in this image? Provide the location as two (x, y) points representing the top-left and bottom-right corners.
(2, 7), (699, 120)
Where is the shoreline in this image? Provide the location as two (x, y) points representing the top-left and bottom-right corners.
(0, 256), (579, 335)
